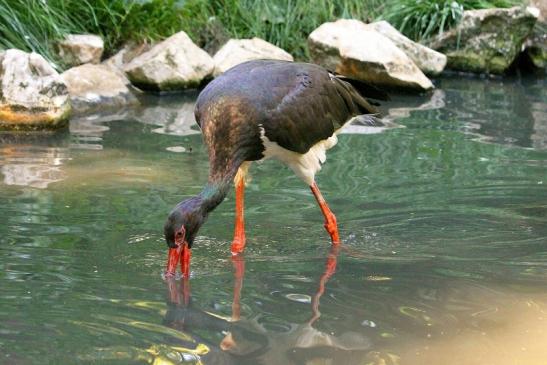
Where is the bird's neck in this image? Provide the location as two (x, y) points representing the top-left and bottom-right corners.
(198, 180), (231, 215)
(196, 163), (242, 215)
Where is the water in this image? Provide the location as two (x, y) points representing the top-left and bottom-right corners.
(1, 75), (546, 365)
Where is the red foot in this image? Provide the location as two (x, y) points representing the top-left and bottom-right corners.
(231, 236), (246, 255)
(324, 213), (340, 244)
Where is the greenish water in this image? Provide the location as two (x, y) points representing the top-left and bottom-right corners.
(1, 75), (546, 365)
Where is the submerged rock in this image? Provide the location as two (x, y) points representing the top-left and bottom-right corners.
(308, 19), (433, 91)
(429, 6), (538, 74)
(58, 34), (104, 67)
(213, 37), (293, 76)
(61, 64), (139, 114)
(124, 31), (214, 91)
(0, 49), (70, 130)
(366, 21), (447, 76)
(131, 95), (200, 137)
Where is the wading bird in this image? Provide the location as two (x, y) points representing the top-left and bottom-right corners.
(164, 60), (388, 277)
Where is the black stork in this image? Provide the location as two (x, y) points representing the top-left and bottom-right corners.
(164, 59), (388, 277)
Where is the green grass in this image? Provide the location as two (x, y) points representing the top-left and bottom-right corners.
(381, 0), (522, 42)
(0, 0), (188, 69)
(180, 0), (386, 59)
(0, 0), (524, 70)
(0, 0), (384, 69)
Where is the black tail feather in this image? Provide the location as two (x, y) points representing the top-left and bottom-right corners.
(333, 74), (390, 101)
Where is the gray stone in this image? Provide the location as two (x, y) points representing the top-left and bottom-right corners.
(124, 31), (214, 91)
(366, 21), (446, 76)
(61, 64), (139, 114)
(308, 19), (433, 91)
(429, 6), (538, 74)
(58, 34), (104, 67)
(102, 43), (152, 85)
(0, 49), (70, 130)
(213, 37), (293, 76)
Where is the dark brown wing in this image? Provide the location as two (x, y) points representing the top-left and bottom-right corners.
(256, 61), (380, 154)
(195, 60), (386, 161)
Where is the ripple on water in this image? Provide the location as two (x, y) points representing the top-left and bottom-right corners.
(0, 75), (546, 365)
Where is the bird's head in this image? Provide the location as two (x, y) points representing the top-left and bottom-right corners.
(164, 197), (206, 249)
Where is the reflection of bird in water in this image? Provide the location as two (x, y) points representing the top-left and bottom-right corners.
(162, 246), (372, 364)
(163, 60), (388, 277)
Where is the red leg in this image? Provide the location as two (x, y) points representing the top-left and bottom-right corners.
(231, 174), (246, 255)
(309, 245), (340, 326)
(310, 182), (340, 244)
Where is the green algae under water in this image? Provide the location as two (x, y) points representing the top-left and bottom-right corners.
(0, 75), (546, 365)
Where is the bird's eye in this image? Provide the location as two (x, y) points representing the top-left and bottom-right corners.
(176, 231), (183, 236)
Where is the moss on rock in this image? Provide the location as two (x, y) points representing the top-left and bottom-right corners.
(430, 6), (538, 74)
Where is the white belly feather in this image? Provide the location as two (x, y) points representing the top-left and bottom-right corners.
(259, 126), (338, 185)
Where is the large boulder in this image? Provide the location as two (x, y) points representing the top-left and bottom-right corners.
(429, 6), (538, 74)
(58, 34), (104, 67)
(0, 49), (70, 130)
(213, 37), (293, 76)
(61, 64), (139, 114)
(124, 31), (214, 91)
(366, 21), (446, 76)
(308, 19), (433, 91)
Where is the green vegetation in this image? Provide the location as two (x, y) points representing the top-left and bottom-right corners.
(180, 0), (385, 59)
(381, 0), (521, 42)
(0, 0), (188, 69)
(0, 0), (523, 70)
(0, 0), (385, 68)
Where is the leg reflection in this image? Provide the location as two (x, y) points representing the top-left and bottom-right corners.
(166, 275), (191, 307)
(231, 255), (245, 321)
(309, 244), (341, 326)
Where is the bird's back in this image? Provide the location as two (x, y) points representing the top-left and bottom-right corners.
(195, 60), (384, 174)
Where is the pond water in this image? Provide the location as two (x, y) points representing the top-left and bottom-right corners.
(1, 74), (546, 365)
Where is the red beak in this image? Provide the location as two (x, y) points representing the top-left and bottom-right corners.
(166, 240), (191, 278)
(166, 245), (183, 277)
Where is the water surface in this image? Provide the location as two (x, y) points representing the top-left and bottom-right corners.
(1, 75), (546, 364)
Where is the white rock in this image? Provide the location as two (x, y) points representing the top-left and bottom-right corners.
(58, 34), (104, 66)
(366, 21), (446, 76)
(61, 64), (139, 113)
(213, 37), (293, 76)
(308, 19), (433, 91)
(0, 49), (70, 130)
(124, 31), (214, 91)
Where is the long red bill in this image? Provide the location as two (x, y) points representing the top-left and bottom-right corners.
(166, 245), (183, 277)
